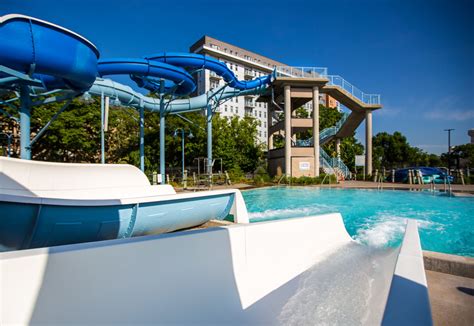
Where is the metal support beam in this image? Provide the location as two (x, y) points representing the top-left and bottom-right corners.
(100, 94), (106, 164)
(267, 100), (273, 150)
(207, 104), (213, 176)
(312, 86), (320, 177)
(284, 85), (291, 177)
(19, 84), (31, 160)
(139, 100), (145, 172)
(0, 107), (19, 122)
(159, 81), (166, 184)
(30, 99), (72, 146)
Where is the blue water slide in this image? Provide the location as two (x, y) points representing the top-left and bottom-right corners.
(0, 14), (99, 91)
(146, 52), (272, 89)
(88, 78), (268, 114)
(97, 58), (196, 96)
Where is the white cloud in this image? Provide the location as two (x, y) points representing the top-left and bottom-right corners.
(425, 109), (474, 121)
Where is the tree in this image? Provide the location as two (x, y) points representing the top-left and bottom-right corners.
(441, 144), (474, 168)
(372, 131), (441, 169)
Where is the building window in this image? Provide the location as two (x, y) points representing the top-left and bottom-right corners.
(225, 105), (228, 112)
(210, 80), (219, 89)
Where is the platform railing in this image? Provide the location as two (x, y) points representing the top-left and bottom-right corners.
(326, 75), (381, 105)
(274, 66), (381, 105)
(275, 66), (328, 79)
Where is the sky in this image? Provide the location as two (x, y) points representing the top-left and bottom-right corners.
(1, 0), (473, 154)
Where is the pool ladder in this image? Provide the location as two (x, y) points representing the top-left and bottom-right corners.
(439, 167), (452, 197)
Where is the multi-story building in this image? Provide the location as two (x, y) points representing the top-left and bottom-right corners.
(189, 36), (339, 145)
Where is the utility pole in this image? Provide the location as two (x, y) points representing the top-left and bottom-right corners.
(444, 128), (454, 174)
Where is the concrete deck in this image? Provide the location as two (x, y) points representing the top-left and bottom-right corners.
(426, 270), (474, 326)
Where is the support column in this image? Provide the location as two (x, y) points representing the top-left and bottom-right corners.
(365, 110), (373, 176)
(19, 84), (31, 160)
(206, 104), (213, 176)
(159, 81), (166, 184)
(267, 101), (273, 150)
(336, 138), (341, 159)
(100, 94), (106, 164)
(312, 86), (320, 177)
(284, 85), (291, 177)
(139, 101), (145, 172)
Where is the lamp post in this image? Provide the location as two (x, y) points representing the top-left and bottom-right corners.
(444, 128), (454, 174)
(0, 132), (13, 157)
(173, 128), (194, 182)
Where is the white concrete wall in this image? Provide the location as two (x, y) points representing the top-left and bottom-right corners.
(1, 213), (351, 325)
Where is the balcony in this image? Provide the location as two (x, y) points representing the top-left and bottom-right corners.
(209, 71), (221, 80)
(244, 69), (256, 80)
(245, 100), (255, 109)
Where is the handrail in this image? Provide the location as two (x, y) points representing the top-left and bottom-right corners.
(326, 75), (381, 105)
(320, 173), (329, 185)
(295, 112), (350, 147)
(439, 167), (452, 196)
(275, 66), (328, 79)
(274, 65), (381, 105)
(277, 174), (287, 186)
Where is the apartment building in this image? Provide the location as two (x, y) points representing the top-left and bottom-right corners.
(189, 36), (338, 145)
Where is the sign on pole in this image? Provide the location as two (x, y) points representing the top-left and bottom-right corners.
(355, 155), (365, 167)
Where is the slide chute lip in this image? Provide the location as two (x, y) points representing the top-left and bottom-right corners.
(0, 14), (99, 59)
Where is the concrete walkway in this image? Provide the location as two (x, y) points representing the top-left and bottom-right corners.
(426, 270), (474, 326)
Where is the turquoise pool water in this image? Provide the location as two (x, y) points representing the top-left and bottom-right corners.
(242, 187), (474, 257)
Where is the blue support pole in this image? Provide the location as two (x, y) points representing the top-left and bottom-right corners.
(19, 84), (31, 160)
(159, 81), (166, 184)
(207, 104), (213, 176)
(100, 93), (105, 164)
(181, 129), (185, 181)
(139, 100), (145, 172)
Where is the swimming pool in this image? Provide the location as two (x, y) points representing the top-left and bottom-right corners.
(242, 187), (474, 257)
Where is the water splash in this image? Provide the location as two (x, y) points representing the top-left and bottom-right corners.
(249, 205), (336, 221)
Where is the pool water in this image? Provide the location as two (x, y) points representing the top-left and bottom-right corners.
(242, 187), (474, 257)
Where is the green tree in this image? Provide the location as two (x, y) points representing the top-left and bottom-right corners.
(372, 131), (440, 169)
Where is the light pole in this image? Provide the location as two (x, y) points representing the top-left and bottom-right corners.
(173, 128), (194, 182)
(0, 132), (13, 157)
(444, 128), (454, 174)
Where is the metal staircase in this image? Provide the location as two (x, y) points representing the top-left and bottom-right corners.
(294, 113), (351, 179)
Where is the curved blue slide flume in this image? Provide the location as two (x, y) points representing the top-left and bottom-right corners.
(147, 52), (272, 90)
(0, 14), (99, 91)
(97, 58), (196, 96)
